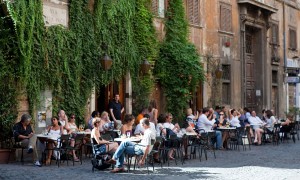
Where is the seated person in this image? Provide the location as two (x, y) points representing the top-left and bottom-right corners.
(68, 114), (81, 162)
(163, 113), (180, 134)
(215, 111), (229, 149)
(135, 108), (147, 126)
(13, 114), (41, 167)
(45, 117), (63, 165)
(68, 113), (78, 133)
(120, 114), (135, 137)
(58, 109), (71, 134)
(107, 118), (155, 173)
(156, 114), (166, 137)
(134, 118), (156, 137)
(280, 113), (294, 135)
(91, 118), (118, 155)
(88, 111), (100, 130)
(186, 108), (199, 125)
(99, 111), (114, 134)
(162, 113), (180, 159)
(248, 110), (265, 145)
(228, 109), (241, 128)
(198, 108), (223, 150)
(265, 110), (276, 134)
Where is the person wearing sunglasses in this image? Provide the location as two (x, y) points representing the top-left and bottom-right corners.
(68, 113), (78, 133)
(215, 111), (229, 149)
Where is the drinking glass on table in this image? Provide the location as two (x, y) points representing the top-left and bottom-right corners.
(117, 130), (121, 137)
(126, 131), (131, 138)
(79, 124), (84, 132)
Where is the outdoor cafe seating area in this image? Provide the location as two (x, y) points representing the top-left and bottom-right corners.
(8, 108), (300, 174)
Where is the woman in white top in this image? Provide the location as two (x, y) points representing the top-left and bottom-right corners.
(91, 118), (118, 154)
(265, 110), (276, 133)
(156, 114), (166, 137)
(68, 114), (78, 132)
(186, 108), (199, 129)
(46, 117), (63, 165)
(229, 109), (241, 127)
(162, 113), (180, 160)
(58, 109), (71, 134)
(68, 114), (81, 162)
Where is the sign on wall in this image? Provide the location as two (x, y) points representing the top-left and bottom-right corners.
(43, 0), (69, 27)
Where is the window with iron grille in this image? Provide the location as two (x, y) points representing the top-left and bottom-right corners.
(270, 23), (279, 45)
(220, 3), (232, 32)
(289, 28), (297, 50)
(222, 64), (230, 105)
(185, 0), (200, 25)
(222, 65), (230, 81)
(222, 83), (230, 105)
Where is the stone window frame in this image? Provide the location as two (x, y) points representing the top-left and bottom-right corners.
(272, 70), (278, 85)
(289, 26), (297, 51)
(219, 2), (232, 33)
(222, 64), (231, 105)
(269, 22), (279, 45)
(185, 0), (201, 26)
(151, 0), (167, 18)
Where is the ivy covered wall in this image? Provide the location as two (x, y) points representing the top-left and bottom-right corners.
(0, 0), (158, 129)
(154, 0), (204, 121)
(0, 0), (204, 133)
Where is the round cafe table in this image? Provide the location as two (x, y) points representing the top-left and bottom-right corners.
(114, 137), (141, 143)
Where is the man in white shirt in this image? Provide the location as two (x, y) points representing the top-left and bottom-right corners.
(108, 118), (155, 172)
(134, 118), (156, 138)
(163, 113), (180, 134)
(197, 108), (223, 149)
(248, 111), (264, 145)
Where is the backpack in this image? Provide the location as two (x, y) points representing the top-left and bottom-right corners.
(165, 128), (176, 138)
(91, 154), (111, 170)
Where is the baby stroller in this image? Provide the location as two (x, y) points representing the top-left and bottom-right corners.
(91, 138), (113, 172)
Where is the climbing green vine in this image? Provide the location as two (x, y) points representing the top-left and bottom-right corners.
(154, 0), (204, 121)
(0, 0), (157, 130)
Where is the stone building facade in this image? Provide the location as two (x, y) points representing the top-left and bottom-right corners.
(17, 0), (300, 126)
(152, 0), (300, 117)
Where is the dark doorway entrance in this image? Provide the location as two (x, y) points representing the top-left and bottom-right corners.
(96, 80), (125, 115)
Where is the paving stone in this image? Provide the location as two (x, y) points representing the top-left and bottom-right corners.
(0, 141), (300, 180)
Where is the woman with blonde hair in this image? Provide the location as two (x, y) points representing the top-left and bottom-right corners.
(91, 118), (118, 154)
(99, 111), (113, 134)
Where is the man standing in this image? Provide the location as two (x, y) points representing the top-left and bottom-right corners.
(109, 93), (124, 129)
(13, 114), (41, 166)
(107, 118), (155, 172)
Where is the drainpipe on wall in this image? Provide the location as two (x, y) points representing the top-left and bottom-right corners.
(282, 1), (288, 113)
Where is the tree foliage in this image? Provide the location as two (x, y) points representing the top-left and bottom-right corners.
(154, 0), (204, 121)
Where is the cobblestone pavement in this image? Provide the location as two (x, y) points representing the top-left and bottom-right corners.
(1, 140), (300, 180)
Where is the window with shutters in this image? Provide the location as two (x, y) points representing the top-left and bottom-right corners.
(270, 23), (279, 45)
(151, 0), (165, 18)
(151, 0), (159, 16)
(289, 28), (297, 50)
(219, 3), (232, 32)
(222, 65), (231, 105)
(185, 0), (200, 26)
